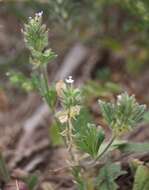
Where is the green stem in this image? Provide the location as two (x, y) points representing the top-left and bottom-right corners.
(95, 135), (116, 161)
(43, 65), (49, 88)
(40, 65), (52, 108)
(67, 117), (76, 162)
(41, 65), (49, 95)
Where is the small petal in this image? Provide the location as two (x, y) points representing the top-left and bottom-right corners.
(35, 11), (43, 17)
(65, 76), (74, 84)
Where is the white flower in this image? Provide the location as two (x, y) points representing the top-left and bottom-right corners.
(35, 11), (43, 17)
(65, 76), (74, 84)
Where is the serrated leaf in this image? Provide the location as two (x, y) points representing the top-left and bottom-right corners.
(75, 123), (105, 158)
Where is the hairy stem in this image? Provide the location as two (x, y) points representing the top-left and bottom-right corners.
(67, 117), (76, 162)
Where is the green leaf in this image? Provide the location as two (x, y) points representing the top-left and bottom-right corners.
(73, 108), (93, 131)
(96, 162), (126, 190)
(133, 164), (149, 190)
(114, 141), (149, 154)
(75, 123), (105, 158)
(73, 108), (105, 158)
(95, 128), (105, 153)
(98, 100), (115, 126)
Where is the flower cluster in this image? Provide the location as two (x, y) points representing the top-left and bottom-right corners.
(23, 11), (57, 68)
(56, 77), (82, 123)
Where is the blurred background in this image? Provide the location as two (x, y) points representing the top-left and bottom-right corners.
(0, 0), (149, 189)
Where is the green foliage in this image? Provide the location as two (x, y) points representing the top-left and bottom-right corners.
(62, 86), (82, 109)
(95, 140), (149, 159)
(114, 141), (149, 154)
(23, 11), (57, 68)
(99, 92), (146, 136)
(73, 108), (93, 130)
(47, 0), (149, 40)
(96, 162), (126, 190)
(133, 164), (149, 190)
(2, 0), (149, 82)
(55, 81), (82, 124)
(24, 12), (48, 52)
(22, 11), (148, 190)
(75, 123), (105, 158)
(46, 0), (149, 76)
